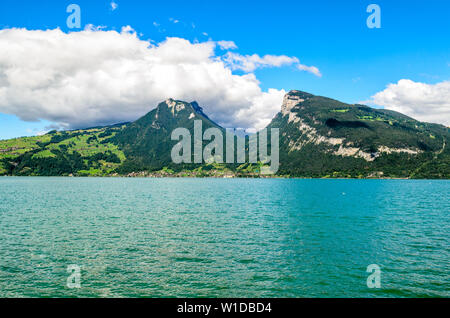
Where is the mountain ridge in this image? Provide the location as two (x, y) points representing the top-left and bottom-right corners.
(1, 90), (448, 178)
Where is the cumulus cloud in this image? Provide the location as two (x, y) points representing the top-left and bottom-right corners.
(369, 79), (450, 126)
(120, 25), (135, 33)
(0, 27), (310, 131)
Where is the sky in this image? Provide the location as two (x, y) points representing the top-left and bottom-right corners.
(0, 0), (449, 139)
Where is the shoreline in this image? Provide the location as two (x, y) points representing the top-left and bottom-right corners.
(1, 175), (444, 180)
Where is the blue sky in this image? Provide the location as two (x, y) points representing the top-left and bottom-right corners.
(0, 0), (449, 139)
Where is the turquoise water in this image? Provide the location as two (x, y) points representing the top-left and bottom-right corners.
(0, 177), (448, 298)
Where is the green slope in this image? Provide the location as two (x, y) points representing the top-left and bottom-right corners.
(0, 125), (127, 176)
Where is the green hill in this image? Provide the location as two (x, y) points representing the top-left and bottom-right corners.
(0, 124), (127, 176)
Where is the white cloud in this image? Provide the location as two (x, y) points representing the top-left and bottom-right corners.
(110, 1), (118, 11)
(120, 25), (135, 34)
(223, 52), (321, 77)
(0, 27), (301, 131)
(297, 64), (322, 77)
(217, 40), (237, 50)
(369, 79), (450, 126)
(223, 52), (298, 72)
(84, 24), (107, 31)
(27, 128), (48, 136)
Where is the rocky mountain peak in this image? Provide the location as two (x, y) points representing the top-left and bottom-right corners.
(159, 99), (188, 117)
(282, 91), (306, 115)
(190, 101), (203, 112)
(189, 101), (212, 121)
(281, 90), (316, 115)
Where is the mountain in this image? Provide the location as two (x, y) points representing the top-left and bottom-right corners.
(0, 91), (448, 178)
(111, 99), (223, 173)
(268, 90), (449, 178)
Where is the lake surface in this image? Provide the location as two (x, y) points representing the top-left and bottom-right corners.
(0, 177), (448, 297)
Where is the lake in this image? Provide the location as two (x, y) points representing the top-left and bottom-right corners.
(0, 177), (448, 297)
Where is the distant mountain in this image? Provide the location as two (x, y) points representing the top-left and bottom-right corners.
(0, 91), (448, 178)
